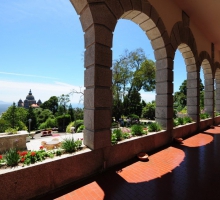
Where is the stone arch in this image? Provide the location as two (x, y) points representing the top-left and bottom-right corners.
(115, 0), (172, 130)
(199, 51), (214, 117)
(215, 62), (220, 112)
(170, 22), (199, 122)
(70, 0), (171, 149)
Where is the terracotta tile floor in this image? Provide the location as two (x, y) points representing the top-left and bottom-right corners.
(35, 126), (220, 200)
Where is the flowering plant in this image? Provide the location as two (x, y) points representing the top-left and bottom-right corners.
(0, 155), (6, 165)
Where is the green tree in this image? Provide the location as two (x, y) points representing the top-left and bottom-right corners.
(174, 78), (204, 112)
(40, 96), (58, 115)
(142, 101), (156, 120)
(26, 107), (37, 131)
(34, 108), (54, 129)
(58, 94), (70, 114)
(1, 103), (28, 131)
(112, 48), (156, 118)
(68, 104), (74, 121)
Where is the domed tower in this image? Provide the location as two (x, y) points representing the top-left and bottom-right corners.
(37, 99), (42, 106)
(24, 89), (37, 108)
(17, 99), (23, 107)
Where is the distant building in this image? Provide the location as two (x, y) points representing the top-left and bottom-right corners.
(18, 89), (42, 109)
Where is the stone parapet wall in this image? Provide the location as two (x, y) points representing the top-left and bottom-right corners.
(0, 132), (29, 153)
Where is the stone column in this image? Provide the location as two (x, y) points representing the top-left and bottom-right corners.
(79, 3), (116, 150)
(216, 79), (220, 113)
(204, 78), (214, 117)
(155, 57), (173, 130)
(187, 70), (200, 122)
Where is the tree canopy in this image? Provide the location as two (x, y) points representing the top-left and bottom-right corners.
(112, 48), (156, 119)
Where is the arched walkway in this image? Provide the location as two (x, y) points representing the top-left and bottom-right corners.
(71, 0), (170, 149)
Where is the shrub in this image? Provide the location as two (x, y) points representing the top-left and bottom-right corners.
(148, 122), (162, 132)
(111, 121), (119, 128)
(173, 119), (179, 127)
(142, 102), (155, 120)
(75, 120), (84, 130)
(113, 129), (123, 141)
(111, 133), (118, 145)
(66, 122), (75, 133)
(61, 137), (83, 153)
(184, 116), (193, 123)
(128, 114), (139, 120)
(38, 122), (47, 130)
(5, 148), (20, 166)
(77, 125), (85, 133)
(61, 137), (76, 153)
(45, 118), (57, 128)
(177, 117), (185, 125)
(200, 113), (210, 119)
(131, 124), (144, 136)
(215, 112), (220, 116)
(5, 128), (18, 134)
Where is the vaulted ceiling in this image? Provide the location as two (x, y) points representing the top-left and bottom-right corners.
(174, 0), (220, 51)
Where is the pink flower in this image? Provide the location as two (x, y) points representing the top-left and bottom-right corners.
(0, 155), (2, 159)
(39, 146), (43, 150)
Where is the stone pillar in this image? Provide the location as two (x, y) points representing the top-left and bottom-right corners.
(216, 78), (220, 113)
(79, 3), (116, 150)
(204, 78), (214, 117)
(155, 58), (173, 130)
(187, 70), (200, 122)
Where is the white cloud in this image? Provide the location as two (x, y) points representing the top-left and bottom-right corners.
(0, 71), (58, 80)
(0, 80), (84, 104)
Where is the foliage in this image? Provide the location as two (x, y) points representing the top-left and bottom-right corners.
(18, 150), (55, 166)
(148, 122), (162, 132)
(34, 108), (54, 128)
(0, 155), (6, 165)
(131, 124), (145, 136)
(5, 127), (18, 134)
(173, 119), (179, 127)
(73, 108), (84, 120)
(200, 113), (210, 119)
(45, 118), (57, 128)
(215, 112), (220, 116)
(1, 103), (28, 131)
(113, 128), (123, 141)
(112, 48), (156, 120)
(26, 106), (37, 131)
(61, 137), (82, 153)
(77, 125), (85, 133)
(111, 133), (118, 145)
(66, 121), (75, 133)
(111, 127), (132, 145)
(38, 118), (57, 130)
(173, 116), (193, 127)
(128, 114), (139, 120)
(174, 79), (204, 112)
(0, 119), (11, 133)
(57, 94), (70, 114)
(5, 148), (20, 167)
(38, 122), (47, 130)
(74, 120), (84, 132)
(66, 120), (84, 133)
(61, 137), (76, 153)
(184, 116), (193, 123)
(56, 114), (71, 132)
(142, 101), (155, 120)
(40, 96), (58, 115)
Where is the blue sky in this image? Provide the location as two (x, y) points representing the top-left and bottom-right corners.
(0, 0), (197, 106)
